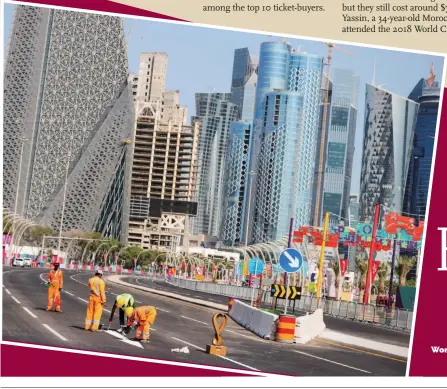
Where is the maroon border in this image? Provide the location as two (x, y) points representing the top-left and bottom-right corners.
(409, 88), (447, 376)
(11, 0), (187, 22)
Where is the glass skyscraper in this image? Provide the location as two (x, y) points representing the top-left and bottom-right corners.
(221, 121), (253, 245)
(193, 93), (239, 238)
(231, 48), (258, 121)
(403, 66), (440, 219)
(359, 84), (419, 222)
(221, 48), (257, 246)
(313, 68), (359, 226)
(250, 49), (323, 242)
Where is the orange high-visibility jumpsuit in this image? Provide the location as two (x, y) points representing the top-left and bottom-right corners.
(127, 306), (157, 340)
(85, 276), (106, 331)
(47, 269), (63, 312)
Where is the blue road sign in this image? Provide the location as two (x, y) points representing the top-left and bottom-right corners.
(279, 248), (303, 273)
(248, 257), (264, 275)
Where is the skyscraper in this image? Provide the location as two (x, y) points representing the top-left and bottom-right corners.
(220, 121), (253, 246)
(123, 53), (198, 250)
(220, 48), (257, 246)
(3, 6), (133, 235)
(313, 68), (359, 226)
(231, 48), (258, 121)
(193, 93), (239, 238)
(250, 51), (323, 242)
(403, 65), (440, 219)
(359, 84), (419, 222)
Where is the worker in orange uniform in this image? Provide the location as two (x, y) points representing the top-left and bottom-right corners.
(85, 269), (106, 331)
(126, 305), (157, 343)
(47, 261), (63, 312)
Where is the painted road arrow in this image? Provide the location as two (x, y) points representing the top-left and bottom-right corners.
(105, 330), (144, 349)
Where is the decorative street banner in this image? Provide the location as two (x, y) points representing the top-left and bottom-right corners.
(371, 260), (381, 282)
(2, 234), (12, 245)
(340, 259), (349, 277)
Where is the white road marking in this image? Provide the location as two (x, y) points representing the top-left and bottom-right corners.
(64, 291), (74, 296)
(292, 350), (371, 374)
(11, 296), (21, 304)
(136, 300), (142, 303)
(180, 315), (208, 326)
(105, 330), (144, 349)
(209, 298), (220, 302)
(226, 329), (269, 343)
(171, 337), (260, 371)
(153, 306), (170, 313)
(111, 292), (117, 295)
(5, 289), (11, 295)
(77, 297), (89, 303)
(39, 273), (47, 283)
(42, 324), (68, 341)
(70, 275), (88, 286)
(23, 307), (38, 318)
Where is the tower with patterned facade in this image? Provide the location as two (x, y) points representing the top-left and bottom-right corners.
(193, 93), (239, 238)
(221, 48), (257, 246)
(250, 48), (323, 243)
(3, 5), (134, 239)
(359, 84), (419, 222)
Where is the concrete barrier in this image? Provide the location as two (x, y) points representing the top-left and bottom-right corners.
(229, 300), (278, 340)
(294, 309), (326, 344)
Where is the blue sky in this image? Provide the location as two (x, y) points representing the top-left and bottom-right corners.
(3, 4), (445, 193)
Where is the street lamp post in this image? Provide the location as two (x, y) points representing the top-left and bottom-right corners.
(10, 137), (27, 261)
(57, 140), (73, 263)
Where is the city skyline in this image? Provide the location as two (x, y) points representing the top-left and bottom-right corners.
(3, 3), (445, 195)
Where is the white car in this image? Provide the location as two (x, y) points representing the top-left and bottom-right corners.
(23, 258), (32, 267)
(12, 258), (24, 267)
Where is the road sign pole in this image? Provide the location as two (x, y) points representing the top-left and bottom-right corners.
(284, 273), (290, 315)
(250, 260), (258, 307)
(316, 212), (330, 300)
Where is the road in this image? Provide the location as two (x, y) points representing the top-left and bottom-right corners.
(3, 268), (407, 376)
(123, 275), (411, 348)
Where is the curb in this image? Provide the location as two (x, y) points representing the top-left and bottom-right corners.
(106, 275), (228, 312)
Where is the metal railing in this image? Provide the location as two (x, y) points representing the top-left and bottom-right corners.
(168, 277), (413, 332)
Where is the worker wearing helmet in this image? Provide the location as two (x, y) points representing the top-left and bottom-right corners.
(85, 269), (106, 331)
(47, 261), (63, 312)
(108, 293), (135, 333)
(125, 305), (157, 343)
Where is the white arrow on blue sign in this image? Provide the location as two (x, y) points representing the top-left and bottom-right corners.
(248, 257), (264, 275)
(279, 248), (303, 273)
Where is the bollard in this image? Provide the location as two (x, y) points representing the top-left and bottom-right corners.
(276, 314), (296, 344)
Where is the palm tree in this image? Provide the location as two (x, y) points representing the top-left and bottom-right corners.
(377, 262), (389, 294)
(355, 256), (368, 292)
(395, 256), (416, 286)
(331, 260), (340, 288)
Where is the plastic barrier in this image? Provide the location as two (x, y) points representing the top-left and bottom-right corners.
(228, 297), (236, 312)
(229, 300), (278, 340)
(294, 309), (326, 344)
(276, 315), (296, 344)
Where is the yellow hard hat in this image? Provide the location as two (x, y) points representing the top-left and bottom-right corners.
(124, 307), (134, 318)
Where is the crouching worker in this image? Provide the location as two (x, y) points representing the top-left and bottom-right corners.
(126, 306), (157, 343)
(108, 293), (135, 333)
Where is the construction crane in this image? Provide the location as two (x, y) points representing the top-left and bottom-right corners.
(313, 43), (355, 227)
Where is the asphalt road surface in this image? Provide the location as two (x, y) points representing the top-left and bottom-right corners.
(3, 268), (407, 376)
(124, 275), (411, 348)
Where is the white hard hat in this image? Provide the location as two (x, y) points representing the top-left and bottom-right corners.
(96, 269), (103, 275)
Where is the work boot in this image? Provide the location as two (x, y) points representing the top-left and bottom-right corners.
(140, 339), (150, 344)
(117, 328), (123, 334)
